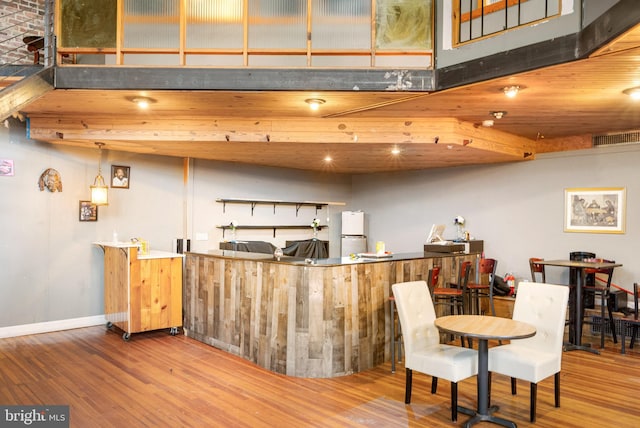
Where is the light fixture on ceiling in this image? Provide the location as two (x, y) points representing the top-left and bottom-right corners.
(90, 142), (108, 206)
(132, 97), (154, 109)
(482, 119), (494, 127)
(324, 155), (332, 162)
(623, 87), (640, 100)
(305, 98), (326, 111)
(490, 111), (507, 119)
(391, 146), (401, 155)
(503, 85), (520, 98)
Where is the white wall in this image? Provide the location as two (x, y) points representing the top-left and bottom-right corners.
(351, 144), (639, 294)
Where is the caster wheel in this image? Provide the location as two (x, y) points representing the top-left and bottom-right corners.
(122, 332), (131, 341)
(170, 327), (179, 336)
(106, 321), (113, 330)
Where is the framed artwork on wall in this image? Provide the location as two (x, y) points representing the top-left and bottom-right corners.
(564, 187), (625, 234)
(79, 200), (98, 222)
(111, 165), (130, 188)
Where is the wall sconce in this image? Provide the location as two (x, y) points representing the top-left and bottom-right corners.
(503, 86), (520, 98)
(623, 87), (640, 100)
(90, 142), (108, 205)
(305, 98), (326, 111)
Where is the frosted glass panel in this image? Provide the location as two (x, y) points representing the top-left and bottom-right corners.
(248, 0), (307, 49)
(376, 0), (432, 50)
(312, 56), (371, 67)
(312, 0), (371, 50)
(186, 0), (244, 49)
(186, 54), (244, 66)
(248, 55), (307, 67)
(123, 0), (180, 49)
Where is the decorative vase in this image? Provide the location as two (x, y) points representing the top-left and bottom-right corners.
(313, 228), (319, 239)
(456, 224), (465, 241)
(230, 229), (236, 242)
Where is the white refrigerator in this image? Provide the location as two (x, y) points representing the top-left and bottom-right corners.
(341, 211), (367, 256)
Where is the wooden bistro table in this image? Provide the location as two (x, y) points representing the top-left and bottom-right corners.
(435, 315), (536, 428)
(535, 259), (622, 354)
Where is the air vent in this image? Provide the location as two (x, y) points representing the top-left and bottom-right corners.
(593, 131), (640, 147)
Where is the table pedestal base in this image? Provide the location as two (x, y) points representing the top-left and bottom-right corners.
(563, 342), (599, 354)
(458, 405), (516, 428)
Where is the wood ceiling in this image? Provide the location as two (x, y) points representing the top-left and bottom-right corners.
(19, 24), (640, 174)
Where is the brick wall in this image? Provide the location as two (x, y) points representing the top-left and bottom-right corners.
(0, 0), (45, 65)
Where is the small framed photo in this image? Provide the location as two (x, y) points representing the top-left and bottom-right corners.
(79, 200), (98, 222)
(564, 187), (625, 234)
(111, 165), (130, 189)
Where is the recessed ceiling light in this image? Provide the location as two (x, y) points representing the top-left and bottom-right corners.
(324, 155), (332, 162)
(482, 119), (494, 127)
(503, 85), (520, 98)
(623, 87), (640, 100)
(305, 98), (326, 111)
(132, 97), (155, 109)
(391, 146), (401, 155)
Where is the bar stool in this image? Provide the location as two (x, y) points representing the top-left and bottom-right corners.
(582, 260), (617, 348)
(466, 258), (497, 315)
(529, 257), (546, 282)
(389, 267), (439, 373)
(433, 261), (471, 316)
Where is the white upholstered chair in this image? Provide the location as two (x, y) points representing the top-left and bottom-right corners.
(488, 281), (570, 422)
(392, 280), (478, 422)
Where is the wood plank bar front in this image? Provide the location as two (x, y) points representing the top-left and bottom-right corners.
(183, 250), (479, 378)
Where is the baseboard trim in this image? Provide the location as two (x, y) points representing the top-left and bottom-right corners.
(0, 315), (107, 339)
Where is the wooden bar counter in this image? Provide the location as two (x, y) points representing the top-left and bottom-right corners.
(183, 250), (479, 378)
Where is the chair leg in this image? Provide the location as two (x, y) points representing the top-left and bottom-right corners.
(431, 376), (438, 394)
(451, 381), (458, 422)
(390, 299), (395, 373)
(621, 321), (627, 354)
(511, 377), (517, 395)
(631, 324), (638, 349)
(554, 372), (560, 408)
(405, 368), (413, 404)
(530, 382), (538, 422)
(600, 293), (606, 348)
(607, 296), (617, 344)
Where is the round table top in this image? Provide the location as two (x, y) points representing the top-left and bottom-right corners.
(434, 315), (536, 341)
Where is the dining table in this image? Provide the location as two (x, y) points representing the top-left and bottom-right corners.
(534, 259), (622, 354)
(434, 315), (536, 428)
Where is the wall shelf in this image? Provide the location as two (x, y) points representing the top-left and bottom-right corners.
(217, 225), (327, 238)
(216, 198), (344, 216)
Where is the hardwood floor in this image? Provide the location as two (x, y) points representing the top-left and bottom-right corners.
(1, 326), (639, 427)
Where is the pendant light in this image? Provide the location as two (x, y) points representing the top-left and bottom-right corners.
(90, 142), (108, 205)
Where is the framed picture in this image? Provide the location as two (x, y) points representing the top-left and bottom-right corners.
(79, 200), (98, 222)
(111, 165), (130, 189)
(564, 187), (625, 234)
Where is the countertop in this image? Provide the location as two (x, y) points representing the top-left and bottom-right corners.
(93, 241), (184, 259)
(187, 249), (474, 267)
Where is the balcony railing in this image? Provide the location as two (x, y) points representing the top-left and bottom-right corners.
(453, 0), (562, 46)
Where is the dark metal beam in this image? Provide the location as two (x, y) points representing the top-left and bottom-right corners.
(54, 67), (434, 92)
